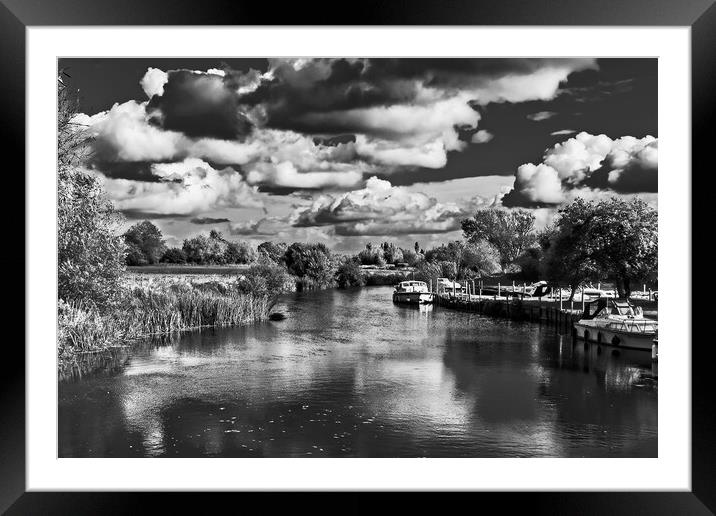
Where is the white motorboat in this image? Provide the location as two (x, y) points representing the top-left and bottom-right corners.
(393, 280), (434, 304)
(573, 298), (658, 351)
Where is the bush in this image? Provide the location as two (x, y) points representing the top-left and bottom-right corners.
(161, 247), (188, 264)
(336, 258), (366, 288)
(237, 259), (295, 295)
(284, 243), (336, 288)
(58, 168), (126, 310)
(257, 241), (288, 264)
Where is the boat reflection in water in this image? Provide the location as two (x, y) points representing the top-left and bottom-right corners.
(58, 286), (657, 458)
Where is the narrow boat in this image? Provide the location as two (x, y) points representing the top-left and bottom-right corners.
(573, 297), (658, 351)
(393, 280), (435, 305)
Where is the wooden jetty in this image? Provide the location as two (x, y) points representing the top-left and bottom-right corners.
(435, 293), (581, 333)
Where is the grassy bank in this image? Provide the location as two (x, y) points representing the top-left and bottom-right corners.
(58, 276), (274, 367)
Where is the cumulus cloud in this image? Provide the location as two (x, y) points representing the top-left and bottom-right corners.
(98, 158), (264, 216)
(147, 69), (253, 139)
(76, 59), (599, 193)
(502, 132), (657, 207)
(140, 68), (168, 98)
(471, 129), (494, 144)
(227, 218), (278, 236)
(290, 176), (473, 236)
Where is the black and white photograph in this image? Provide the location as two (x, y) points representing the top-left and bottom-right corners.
(56, 57), (659, 459)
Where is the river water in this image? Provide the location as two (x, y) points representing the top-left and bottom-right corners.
(58, 286), (658, 457)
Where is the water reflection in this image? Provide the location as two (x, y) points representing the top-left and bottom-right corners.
(58, 286), (657, 457)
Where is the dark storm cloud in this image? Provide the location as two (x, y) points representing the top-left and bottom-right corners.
(121, 209), (189, 220)
(147, 70), (253, 140)
(90, 161), (164, 182)
(384, 59), (658, 187)
(237, 58), (595, 136)
(190, 217), (231, 225)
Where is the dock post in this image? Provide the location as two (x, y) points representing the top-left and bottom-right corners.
(559, 288), (563, 311)
(498, 283), (501, 297)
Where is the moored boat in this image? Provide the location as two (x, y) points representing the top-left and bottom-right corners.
(573, 297), (658, 351)
(393, 280), (435, 304)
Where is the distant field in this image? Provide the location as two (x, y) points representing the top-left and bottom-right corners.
(127, 265), (250, 275)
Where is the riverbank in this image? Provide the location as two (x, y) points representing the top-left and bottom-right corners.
(58, 275), (275, 370)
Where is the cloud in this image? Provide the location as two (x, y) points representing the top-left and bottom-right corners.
(526, 111), (557, 122)
(227, 218), (277, 236)
(140, 68), (169, 98)
(586, 138), (658, 193)
(98, 158), (264, 216)
(550, 129), (577, 136)
(246, 161), (363, 190)
(502, 132), (658, 207)
(190, 217), (230, 225)
(147, 69), (253, 139)
(471, 130), (494, 144)
(290, 176), (475, 236)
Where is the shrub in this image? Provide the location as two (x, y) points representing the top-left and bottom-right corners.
(58, 168), (126, 310)
(237, 259), (295, 295)
(161, 247), (188, 264)
(336, 258), (366, 288)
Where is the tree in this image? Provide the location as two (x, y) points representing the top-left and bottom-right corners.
(380, 242), (404, 264)
(399, 247), (421, 266)
(257, 241), (288, 264)
(425, 241), (498, 279)
(161, 247), (187, 264)
(335, 257), (366, 289)
(543, 197), (657, 298)
(57, 73), (126, 309)
(237, 257), (294, 295)
(461, 208), (536, 272)
(123, 220), (166, 265)
(357, 244), (386, 266)
(182, 235), (211, 264)
(284, 243), (336, 287)
(224, 240), (256, 264)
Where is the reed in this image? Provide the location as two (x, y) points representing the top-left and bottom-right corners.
(58, 282), (274, 362)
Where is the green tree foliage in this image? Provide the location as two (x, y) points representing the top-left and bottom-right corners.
(257, 241), (288, 264)
(57, 73), (126, 310)
(545, 197), (657, 298)
(461, 208), (536, 272)
(284, 243), (336, 287)
(123, 220), (166, 265)
(335, 257), (366, 289)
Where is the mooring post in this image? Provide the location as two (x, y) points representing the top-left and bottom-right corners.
(498, 283), (501, 297)
(559, 288), (563, 311)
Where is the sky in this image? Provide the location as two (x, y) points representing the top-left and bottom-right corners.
(59, 58), (658, 252)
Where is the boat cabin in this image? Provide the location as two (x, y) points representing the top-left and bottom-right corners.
(395, 281), (429, 293)
(581, 298), (644, 320)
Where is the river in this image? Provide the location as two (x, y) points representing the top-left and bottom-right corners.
(58, 286), (658, 457)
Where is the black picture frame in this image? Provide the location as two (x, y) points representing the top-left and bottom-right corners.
(4, 0), (714, 513)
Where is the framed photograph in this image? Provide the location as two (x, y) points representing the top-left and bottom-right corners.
(7, 0), (714, 513)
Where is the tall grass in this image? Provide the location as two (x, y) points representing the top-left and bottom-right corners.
(58, 281), (274, 362)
